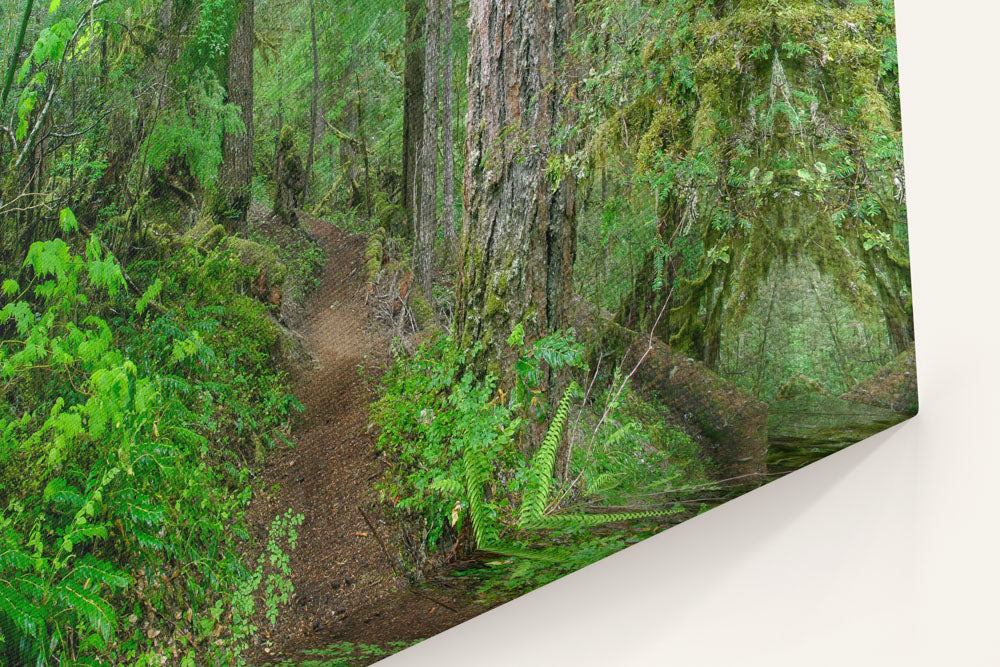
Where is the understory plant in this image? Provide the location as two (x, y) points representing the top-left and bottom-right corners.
(0, 213), (301, 665)
(375, 329), (695, 593)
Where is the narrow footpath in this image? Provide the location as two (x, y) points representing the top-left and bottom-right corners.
(245, 218), (485, 664)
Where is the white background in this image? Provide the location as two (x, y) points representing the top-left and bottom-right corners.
(384, 1), (1000, 664)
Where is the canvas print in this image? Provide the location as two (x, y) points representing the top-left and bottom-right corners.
(0, 0), (915, 664)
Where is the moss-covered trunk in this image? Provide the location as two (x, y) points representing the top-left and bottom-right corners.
(402, 0), (425, 240)
(455, 0), (577, 385)
(215, 0), (254, 234)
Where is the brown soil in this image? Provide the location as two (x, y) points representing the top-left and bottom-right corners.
(244, 218), (488, 664)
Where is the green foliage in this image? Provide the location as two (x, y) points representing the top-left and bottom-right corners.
(376, 331), (682, 594)
(272, 640), (421, 667)
(374, 337), (519, 551)
(518, 384), (579, 527)
(573, 0), (911, 380)
(0, 221), (303, 664)
(143, 70), (244, 186)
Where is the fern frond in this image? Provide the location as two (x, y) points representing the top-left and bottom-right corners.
(462, 444), (499, 548)
(585, 472), (624, 497)
(480, 543), (569, 563)
(55, 580), (116, 640)
(0, 545), (32, 572)
(0, 581), (42, 640)
(69, 555), (130, 591)
(428, 478), (463, 497)
(518, 382), (578, 527)
(523, 510), (670, 530)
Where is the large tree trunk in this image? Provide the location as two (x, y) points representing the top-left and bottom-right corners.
(416, 0), (441, 297)
(217, 0), (254, 233)
(440, 0), (456, 255)
(455, 0), (577, 383)
(402, 0), (425, 240)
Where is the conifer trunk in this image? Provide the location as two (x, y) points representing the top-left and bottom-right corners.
(217, 0), (254, 233)
(402, 0), (425, 240)
(440, 0), (456, 254)
(306, 0), (319, 193)
(455, 0), (577, 383)
(416, 0), (441, 298)
(338, 63), (361, 207)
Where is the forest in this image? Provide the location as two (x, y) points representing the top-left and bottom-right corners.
(0, 0), (915, 665)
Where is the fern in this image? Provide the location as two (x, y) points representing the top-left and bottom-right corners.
(585, 471), (625, 497)
(525, 510), (670, 530)
(55, 580), (117, 641)
(462, 441), (500, 548)
(518, 382), (579, 527)
(428, 478), (464, 496)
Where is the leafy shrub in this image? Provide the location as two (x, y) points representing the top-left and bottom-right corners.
(374, 330), (687, 594)
(0, 217), (301, 665)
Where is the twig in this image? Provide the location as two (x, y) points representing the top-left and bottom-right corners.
(355, 506), (459, 614)
(407, 586), (459, 614)
(356, 506), (399, 575)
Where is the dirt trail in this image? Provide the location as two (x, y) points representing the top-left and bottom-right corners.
(245, 218), (484, 664)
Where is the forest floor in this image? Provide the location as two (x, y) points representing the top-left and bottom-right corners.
(243, 216), (488, 665)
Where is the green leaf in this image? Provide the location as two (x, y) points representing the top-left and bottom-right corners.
(1, 279), (18, 296)
(71, 555), (130, 591)
(135, 278), (162, 315)
(56, 580), (116, 640)
(507, 322), (525, 347)
(0, 582), (43, 639)
(59, 208), (78, 233)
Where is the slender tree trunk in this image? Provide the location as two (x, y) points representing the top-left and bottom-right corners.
(217, 0), (254, 233)
(455, 0), (578, 384)
(440, 0), (455, 255)
(416, 0), (441, 297)
(356, 71), (372, 220)
(306, 0), (319, 192)
(338, 64), (360, 207)
(402, 0), (425, 240)
(0, 0), (34, 111)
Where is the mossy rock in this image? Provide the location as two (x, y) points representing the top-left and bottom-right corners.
(196, 224), (226, 253)
(181, 216), (216, 244)
(222, 236), (288, 287)
(773, 374), (833, 401)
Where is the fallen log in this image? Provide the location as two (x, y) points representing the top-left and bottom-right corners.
(597, 322), (769, 481)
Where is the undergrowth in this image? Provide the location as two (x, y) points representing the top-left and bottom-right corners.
(374, 329), (708, 597)
(0, 212), (304, 665)
(271, 640), (421, 667)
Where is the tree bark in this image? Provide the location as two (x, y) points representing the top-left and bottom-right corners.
(338, 63), (361, 207)
(217, 0), (254, 233)
(402, 0), (426, 240)
(455, 0), (578, 384)
(305, 0), (320, 194)
(440, 0), (456, 255)
(416, 0), (441, 297)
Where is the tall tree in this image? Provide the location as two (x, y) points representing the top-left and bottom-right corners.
(440, 0), (456, 254)
(402, 0), (425, 240)
(305, 0), (320, 193)
(415, 0), (440, 297)
(216, 0), (254, 233)
(455, 0), (577, 382)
